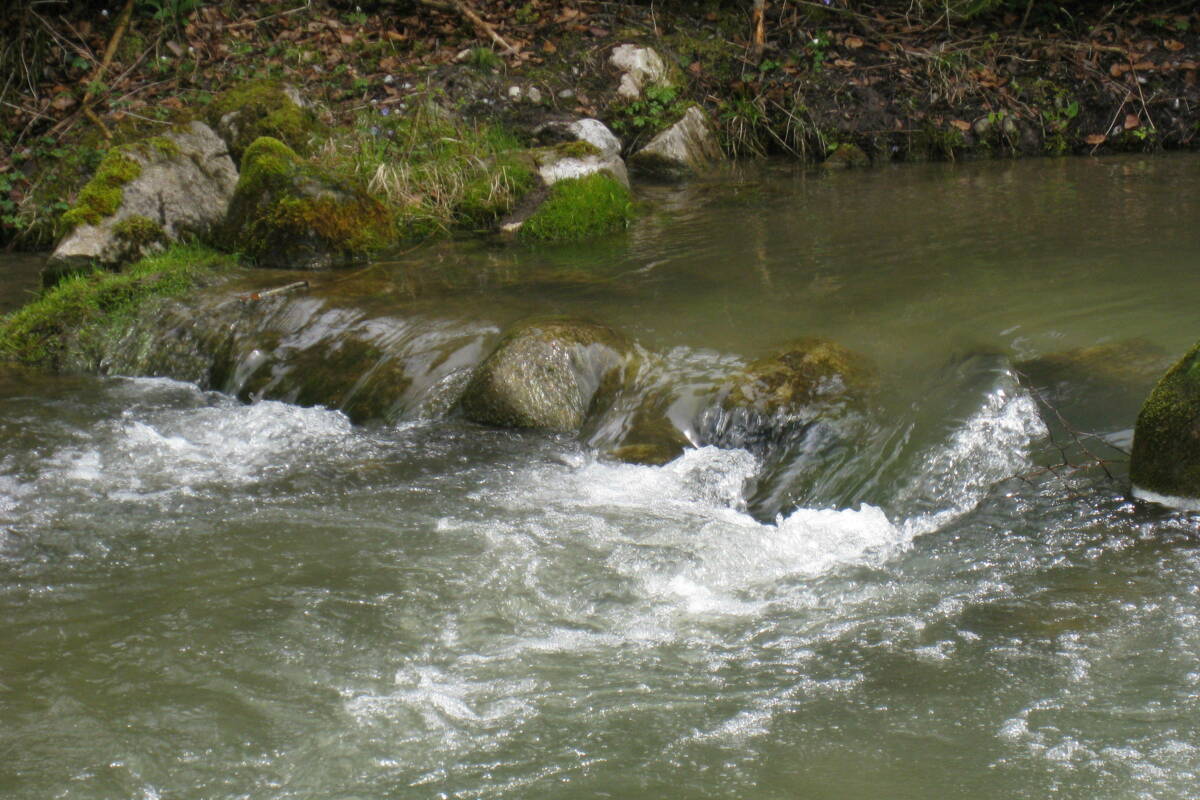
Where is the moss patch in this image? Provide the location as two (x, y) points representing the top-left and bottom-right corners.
(59, 149), (141, 229)
(0, 244), (236, 370)
(206, 80), (321, 162)
(112, 215), (167, 249)
(519, 172), (633, 242)
(1130, 341), (1200, 498)
(727, 337), (874, 413)
(225, 136), (393, 266)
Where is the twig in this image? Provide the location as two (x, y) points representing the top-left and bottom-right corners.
(76, 0), (136, 139)
(417, 0), (519, 55)
(237, 281), (310, 302)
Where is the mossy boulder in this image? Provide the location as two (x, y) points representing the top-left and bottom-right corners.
(43, 122), (238, 287)
(221, 137), (393, 269)
(1130, 341), (1200, 507)
(206, 81), (323, 163)
(459, 317), (639, 432)
(703, 338), (874, 450)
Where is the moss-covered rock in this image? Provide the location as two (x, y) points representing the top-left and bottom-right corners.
(627, 105), (723, 178)
(206, 80), (323, 163)
(606, 390), (692, 465)
(516, 172), (634, 242)
(703, 337), (874, 450)
(44, 121), (238, 287)
(1130, 341), (1200, 507)
(459, 316), (639, 432)
(221, 137), (394, 269)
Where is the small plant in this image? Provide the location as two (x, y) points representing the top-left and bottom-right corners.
(806, 31), (831, 73)
(466, 47), (502, 73)
(610, 84), (688, 149)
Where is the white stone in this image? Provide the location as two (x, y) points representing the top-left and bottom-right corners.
(609, 44), (669, 100)
(45, 121), (238, 284)
(629, 106), (722, 176)
(507, 85), (522, 100)
(537, 154), (629, 189)
(536, 118), (623, 158)
(526, 86), (543, 104)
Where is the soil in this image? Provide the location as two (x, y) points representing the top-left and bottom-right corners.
(3, 1), (1199, 250)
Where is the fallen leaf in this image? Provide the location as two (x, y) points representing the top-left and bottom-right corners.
(845, 36), (864, 49)
(833, 58), (856, 68)
(166, 40), (184, 57)
(1164, 39), (1185, 52)
(1085, 133), (1106, 145)
(589, 27), (608, 38)
(386, 30), (407, 42)
(379, 56), (399, 71)
(1110, 62), (1131, 77)
(542, 40), (556, 53)
(949, 119), (971, 132)
(339, 32), (355, 45)
(1124, 113), (1141, 130)
(162, 96), (184, 110)
(1132, 60), (1155, 70)
(876, 41), (892, 52)
(688, 61), (702, 75)
(50, 93), (76, 110)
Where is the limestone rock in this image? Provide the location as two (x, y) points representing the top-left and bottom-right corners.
(460, 317), (639, 432)
(221, 137), (393, 270)
(535, 118), (623, 159)
(43, 122), (237, 287)
(1130, 341), (1200, 508)
(628, 106), (722, 178)
(609, 44), (670, 100)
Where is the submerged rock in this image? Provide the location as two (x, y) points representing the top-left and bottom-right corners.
(628, 106), (723, 178)
(43, 122), (237, 287)
(221, 137), (393, 269)
(459, 317), (639, 432)
(1130, 341), (1200, 508)
(822, 143), (871, 168)
(703, 337), (873, 449)
(606, 389), (692, 466)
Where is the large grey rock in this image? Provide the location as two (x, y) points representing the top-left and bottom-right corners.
(530, 118), (628, 188)
(610, 44), (670, 100)
(44, 122), (237, 286)
(459, 317), (639, 432)
(535, 118), (623, 159)
(628, 106), (722, 178)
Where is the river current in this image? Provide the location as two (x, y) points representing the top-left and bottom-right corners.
(2, 155), (1199, 798)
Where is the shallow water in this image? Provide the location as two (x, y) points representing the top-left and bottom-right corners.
(3, 155), (1200, 799)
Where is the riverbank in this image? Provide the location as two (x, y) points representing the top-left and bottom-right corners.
(3, 1), (1198, 252)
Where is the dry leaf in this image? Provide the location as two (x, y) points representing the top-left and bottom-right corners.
(1164, 39), (1185, 52)
(1124, 113), (1141, 130)
(386, 30), (407, 42)
(339, 32), (355, 45)
(1132, 60), (1155, 70)
(833, 58), (856, 68)
(949, 119), (971, 132)
(1084, 133), (1106, 145)
(845, 36), (864, 49)
(1110, 62), (1131, 77)
(542, 40), (557, 53)
(50, 93), (76, 111)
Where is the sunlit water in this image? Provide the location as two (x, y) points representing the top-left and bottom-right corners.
(3, 155), (1200, 799)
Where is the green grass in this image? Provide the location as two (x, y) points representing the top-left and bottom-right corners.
(314, 95), (535, 239)
(0, 244), (236, 369)
(519, 172), (634, 242)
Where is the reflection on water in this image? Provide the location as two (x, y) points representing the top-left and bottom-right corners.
(2, 155), (1200, 800)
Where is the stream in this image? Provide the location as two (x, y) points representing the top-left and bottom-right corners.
(2, 154), (1199, 799)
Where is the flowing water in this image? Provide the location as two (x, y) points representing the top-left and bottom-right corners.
(3, 155), (1200, 799)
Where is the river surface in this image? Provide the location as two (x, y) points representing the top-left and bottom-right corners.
(2, 155), (1200, 799)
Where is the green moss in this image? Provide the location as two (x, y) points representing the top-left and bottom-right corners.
(267, 193), (392, 255)
(727, 337), (874, 413)
(456, 159), (537, 226)
(144, 136), (182, 158)
(207, 80), (321, 161)
(59, 149), (141, 229)
(112, 215), (166, 248)
(519, 173), (634, 242)
(0, 244), (236, 369)
(553, 140), (602, 159)
(1130, 341), (1200, 498)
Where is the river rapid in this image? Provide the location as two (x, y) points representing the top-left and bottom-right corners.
(2, 155), (1199, 799)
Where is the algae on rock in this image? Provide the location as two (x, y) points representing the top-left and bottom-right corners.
(459, 316), (639, 432)
(1130, 341), (1200, 507)
(221, 136), (394, 269)
(517, 172), (634, 242)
